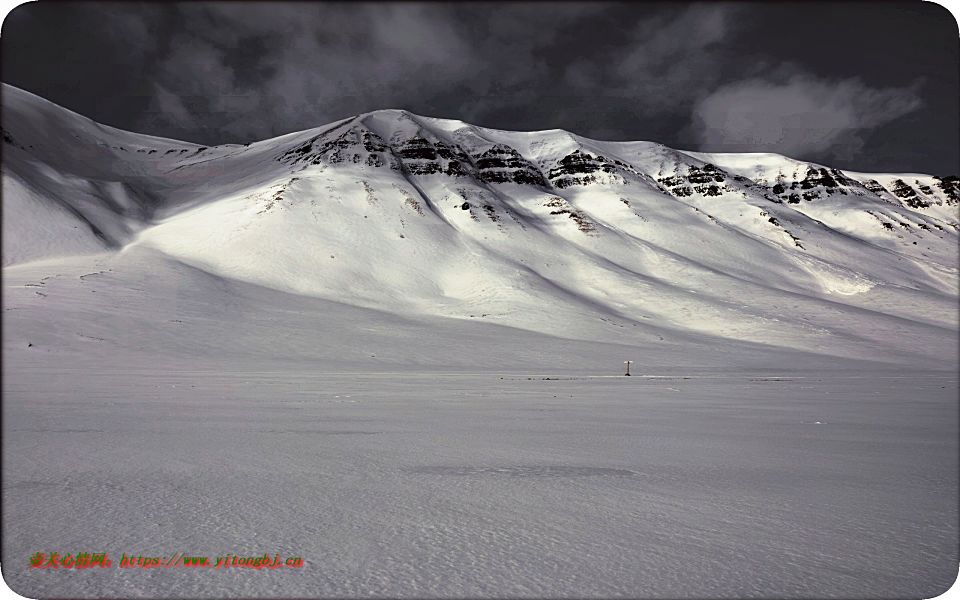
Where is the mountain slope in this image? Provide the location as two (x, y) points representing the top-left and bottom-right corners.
(2, 83), (957, 369)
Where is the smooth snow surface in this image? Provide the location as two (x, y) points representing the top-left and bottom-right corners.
(2, 83), (958, 597)
(3, 367), (957, 598)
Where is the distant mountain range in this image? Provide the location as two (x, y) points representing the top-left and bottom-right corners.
(2, 83), (957, 369)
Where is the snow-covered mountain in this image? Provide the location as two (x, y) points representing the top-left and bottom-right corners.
(2, 83), (957, 370)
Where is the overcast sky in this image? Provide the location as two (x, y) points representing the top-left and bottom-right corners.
(2, 2), (957, 174)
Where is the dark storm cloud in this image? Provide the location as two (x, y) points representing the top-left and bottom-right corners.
(137, 2), (551, 139)
(692, 71), (925, 162)
(2, 2), (957, 174)
(133, 2), (631, 142)
(562, 4), (730, 108)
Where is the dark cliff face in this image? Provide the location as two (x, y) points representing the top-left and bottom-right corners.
(657, 163), (725, 198)
(272, 120), (959, 212)
(862, 180), (889, 196)
(889, 178), (930, 208)
(276, 123), (553, 187)
(396, 137), (441, 175)
(767, 167), (861, 203)
(546, 150), (620, 189)
(278, 126), (362, 167)
(474, 145), (547, 186)
(362, 130), (387, 153)
(934, 176), (959, 205)
(770, 165), (886, 204)
(858, 176), (956, 209)
(278, 125), (476, 178)
(799, 167), (840, 190)
(435, 144), (473, 177)
(361, 131), (389, 168)
(277, 128), (664, 193)
(394, 135), (478, 177)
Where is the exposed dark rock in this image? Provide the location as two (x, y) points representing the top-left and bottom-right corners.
(799, 167), (839, 189)
(482, 205), (500, 223)
(391, 184), (424, 216)
(405, 161), (442, 175)
(656, 164), (729, 197)
(474, 144), (547, 186)
(890, 179), (916, 198)
(785, 229), (804, 249)
(397, 137), (437, 161)
(547, 150), (618, 188)
(568, 211), (595, 233)
(405, 197), (424, 215)
(828, 168), (858, 187)
(934, 175), (959, 204)
(277, 118), (358, 166)
(862, 180), (888, 196)
(687, 164), (724, 184)
(611, 158), (643, 178)
(279, 135), (323, 163)
(391, 136), (473, 177)
(437, 144), (473, 177)
(695, 184), (721, 196)
(1, 127), (25, 150)
(362, 130), (387, 153)
(891, 179), (930, 208)
(540, 196), (595, 233)
(543, 197), (566, 209)
(765, 167), (861, 201)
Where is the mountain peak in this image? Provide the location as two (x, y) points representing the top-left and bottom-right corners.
(2, 84), (958, 368)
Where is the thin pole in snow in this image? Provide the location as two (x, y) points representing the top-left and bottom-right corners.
(624, 361), (633, 376)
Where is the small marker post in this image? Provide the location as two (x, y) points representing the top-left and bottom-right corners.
(624, 360), (633, 376)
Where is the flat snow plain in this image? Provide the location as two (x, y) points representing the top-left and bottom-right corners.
(3, 369), (957, 598)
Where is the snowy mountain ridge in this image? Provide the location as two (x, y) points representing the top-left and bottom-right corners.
(2, 83), (958, 369)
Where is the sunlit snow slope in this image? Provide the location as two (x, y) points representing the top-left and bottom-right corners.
(3, 83), (958, 369)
